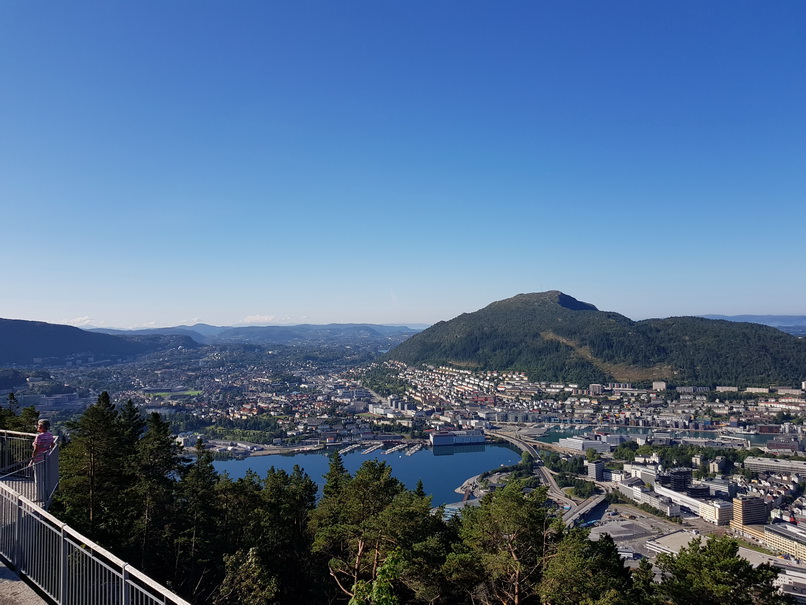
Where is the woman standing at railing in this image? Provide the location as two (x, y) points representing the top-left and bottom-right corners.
(32, 418), (54, 504)
(32, 419), (54, 462)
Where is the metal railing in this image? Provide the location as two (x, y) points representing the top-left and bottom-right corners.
(0, 430), (191, 605)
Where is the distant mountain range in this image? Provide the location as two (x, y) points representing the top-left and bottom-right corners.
(701, 315), (806, 336)
(88, 323), (421, 346)
(387, 291), (806, 387)
(3, 299), (806, 383)
(0, 318), (420, 366)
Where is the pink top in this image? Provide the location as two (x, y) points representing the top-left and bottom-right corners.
(33, 431), (55, 462)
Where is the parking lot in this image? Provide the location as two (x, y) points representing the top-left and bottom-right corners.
(587, 503), (718, 559)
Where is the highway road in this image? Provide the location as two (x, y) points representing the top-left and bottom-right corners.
(489, 428), (579, 515)
(563, 494), (606, 526)
(490, 426), (616, 527)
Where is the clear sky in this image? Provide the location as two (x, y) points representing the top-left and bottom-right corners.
(2, 2), (804, 329)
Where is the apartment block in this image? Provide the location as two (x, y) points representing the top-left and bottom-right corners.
(733, 495), (768, 526)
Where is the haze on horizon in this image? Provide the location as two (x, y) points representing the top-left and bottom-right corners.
(2, 2), (804, 330)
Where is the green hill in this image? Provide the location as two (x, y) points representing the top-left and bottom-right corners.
(0, 318), (198, 365)
(387, 291), (806, 386)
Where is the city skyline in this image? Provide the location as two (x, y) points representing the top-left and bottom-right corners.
(2, 2), (804, 329)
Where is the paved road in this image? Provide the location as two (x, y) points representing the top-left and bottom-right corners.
(563, 494), (606, 525)
(491, 427), (620, 528)
(489, 429), (579, 512)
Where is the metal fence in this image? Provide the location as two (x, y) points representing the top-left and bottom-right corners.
(0, 430), (191, 605)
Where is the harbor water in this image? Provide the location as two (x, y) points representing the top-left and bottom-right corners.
(213, 442), (521, 507)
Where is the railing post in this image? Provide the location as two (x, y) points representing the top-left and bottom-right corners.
(14, 493), (22, 571)
(61, 524), (69, 605)
(47, 445), (60, 508)
(122, 563), (130, 605)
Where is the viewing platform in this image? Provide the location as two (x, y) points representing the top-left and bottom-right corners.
(0, 429), (59, 509)
(0, 429), (190, 605)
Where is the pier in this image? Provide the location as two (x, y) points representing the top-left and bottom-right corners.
(338, 443), (361, 454)
(405, 443), (423, 456)
(383, 443), (409, 455)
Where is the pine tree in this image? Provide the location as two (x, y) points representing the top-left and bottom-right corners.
(414, 479), (426, 498)
(654, 535), (793, 605)
(214, 547), (279, 605)
(323, 451), (350, 499)
(214, 465), (321, 605)
(444, 481), (556, 605)
(311, 460), (407, 600)
(118, 398), (146, 456)
(56, 392), (132, 545)
(215, 470), (265, 557)
(133, 412), (183, 574)
(173, 440), (222, 602)
(539, 529), (634, 605)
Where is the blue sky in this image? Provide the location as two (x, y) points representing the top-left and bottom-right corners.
(2, 2), (804, 328)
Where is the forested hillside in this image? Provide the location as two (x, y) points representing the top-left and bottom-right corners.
(388, 291), (806, 386)
(0, 318), (198, 365)
(46, 395), (793, 605)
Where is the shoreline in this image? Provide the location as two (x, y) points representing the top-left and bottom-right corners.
(455, 473), (483, 495)
(211, 438), (433, 459)
(248, 444), (325, 456)
(206, 440), (326, 459)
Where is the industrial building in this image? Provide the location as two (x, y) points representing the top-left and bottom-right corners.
(429, 429), (485, 446)
(557, 436), (610, 454)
